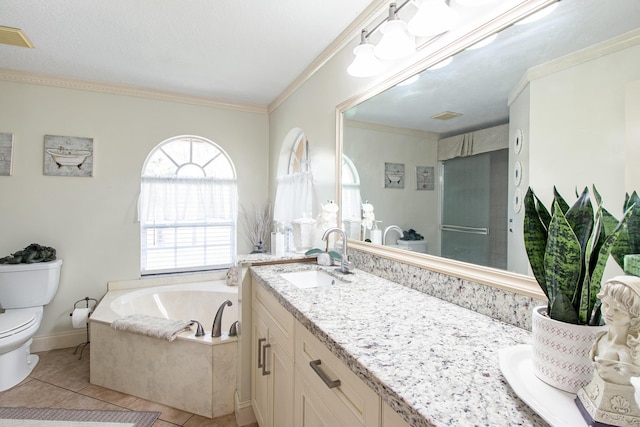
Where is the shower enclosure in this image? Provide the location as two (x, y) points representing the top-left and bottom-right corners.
(440, 149), (508, 270)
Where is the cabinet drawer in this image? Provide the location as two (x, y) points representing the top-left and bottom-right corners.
(252, 278), (295, 357)
(295, 323), (380, 427)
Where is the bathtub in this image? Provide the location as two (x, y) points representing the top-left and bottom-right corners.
(89, 277), (238, 418)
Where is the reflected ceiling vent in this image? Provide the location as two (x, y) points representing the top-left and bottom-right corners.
(432, 111), (462, 120)
(0, 26), (34, 48)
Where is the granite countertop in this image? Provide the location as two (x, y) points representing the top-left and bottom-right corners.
(250, 262), (547, 427)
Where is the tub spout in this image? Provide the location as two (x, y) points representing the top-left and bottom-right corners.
(229, 320), (239, 337)
(212, 300), (232, 338)
(191, 320), (205, 337)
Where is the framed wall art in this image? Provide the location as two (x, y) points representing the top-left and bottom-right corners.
(416, 166), (434, 190)
(44, 135), (94, 177)
(384, 162), (404, 189)
(0, 132), (13, 176)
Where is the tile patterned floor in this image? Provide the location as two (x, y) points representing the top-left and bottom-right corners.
(0, 347), (257, 427)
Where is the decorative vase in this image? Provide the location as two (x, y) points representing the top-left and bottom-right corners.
(532, 305), (606, 393)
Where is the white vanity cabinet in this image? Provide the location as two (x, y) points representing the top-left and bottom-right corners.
(251, 277), (411, 427)
(251, 279), (295, 427)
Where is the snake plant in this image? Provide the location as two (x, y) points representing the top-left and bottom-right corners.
(524, 186), (631, 325)
(610, 191), (640, 270)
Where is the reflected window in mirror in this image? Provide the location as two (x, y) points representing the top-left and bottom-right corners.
(341, 154), (362, 240)
(273, 129), (317, 251)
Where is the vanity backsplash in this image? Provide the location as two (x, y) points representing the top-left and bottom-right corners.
(348, 249), (545, 331)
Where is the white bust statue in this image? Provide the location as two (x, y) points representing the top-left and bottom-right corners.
(577, 275), (640, 426)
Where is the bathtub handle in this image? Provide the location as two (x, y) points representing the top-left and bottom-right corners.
(257, 337), (266, 368)
(261, 343), (271, 376)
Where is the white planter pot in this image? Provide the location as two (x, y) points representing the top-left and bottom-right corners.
(532, 305), (606, 393)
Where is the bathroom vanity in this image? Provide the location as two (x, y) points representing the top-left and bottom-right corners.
(249, 262), (545, 426)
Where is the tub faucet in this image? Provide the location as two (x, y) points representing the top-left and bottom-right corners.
(383, 225), (404, 245)
(322, 227), (352, 274)
(191, 320), (205, 337)
(212, 300), (232, 338)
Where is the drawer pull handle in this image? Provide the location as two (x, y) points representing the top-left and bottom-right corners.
(262, 343), (271, 376)
(310, 359), (341, 389)
(257, 338), (266, 368)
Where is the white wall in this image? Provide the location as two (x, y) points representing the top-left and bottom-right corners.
(0, 81), (268, 343)
(529, 44), (640, 212)
(343, 120), (440, 251)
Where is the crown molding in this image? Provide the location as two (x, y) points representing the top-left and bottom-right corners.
(508, 28), (640, 106)
(267, 0), (389, 114)
(0, 68), (268, 114)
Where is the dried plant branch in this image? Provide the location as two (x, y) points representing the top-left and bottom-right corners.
(240, 202), (273, 250)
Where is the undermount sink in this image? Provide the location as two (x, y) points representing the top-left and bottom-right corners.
(280, 270), (344, 289)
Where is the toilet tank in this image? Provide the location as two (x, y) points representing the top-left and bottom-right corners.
(0, 259), (62, 309)
(396, 240), (428, 253)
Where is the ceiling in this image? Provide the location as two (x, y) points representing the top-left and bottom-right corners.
(346, 0), (640, 137)
(0, 0), (376, 106)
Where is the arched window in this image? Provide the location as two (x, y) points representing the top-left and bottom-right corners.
(341, 154), (362, 221)
(139, 135), (237, 274)
(273, 129), (316, 226)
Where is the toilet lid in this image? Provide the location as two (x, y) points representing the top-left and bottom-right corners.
(0, 310), (38, 339)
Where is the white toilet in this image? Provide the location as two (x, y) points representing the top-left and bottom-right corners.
(0, 259), (62, 391)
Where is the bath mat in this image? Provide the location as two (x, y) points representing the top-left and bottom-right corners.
(0, 407), (159, 427)
(111, 314), (192, 341)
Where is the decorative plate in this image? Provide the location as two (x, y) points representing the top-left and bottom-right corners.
(513, 161), (523, 186)
(514, 128), (524, 154)
(514, 189), (523, 213)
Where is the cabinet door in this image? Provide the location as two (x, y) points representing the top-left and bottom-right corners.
(269, 328), (294, 427)
(251, 307), (270, 427)
(294, 366), (342, 427)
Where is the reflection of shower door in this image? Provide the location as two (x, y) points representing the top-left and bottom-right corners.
(441, 153), (491, 266)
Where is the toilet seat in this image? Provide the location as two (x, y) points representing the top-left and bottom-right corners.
(0, 309), (38, 339)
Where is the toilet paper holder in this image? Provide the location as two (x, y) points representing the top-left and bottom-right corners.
(69, 297), (97, 360)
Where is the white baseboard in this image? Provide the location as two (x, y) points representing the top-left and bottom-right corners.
(31, 330), (88, 353)
(235, 391), (256, 426)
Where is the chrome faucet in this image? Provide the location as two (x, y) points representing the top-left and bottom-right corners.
(321, 227), (352, 274)
(211, 300), (232, 338)
(383, 225), (404, 245)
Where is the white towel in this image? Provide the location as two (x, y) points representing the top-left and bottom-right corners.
(111, 314), (192, 341)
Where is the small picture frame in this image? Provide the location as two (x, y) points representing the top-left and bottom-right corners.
(384, 162), (404, 189)
(416, 166), (434, 190)
(0, 132), (14, 176)
(44, 135), (94, 177)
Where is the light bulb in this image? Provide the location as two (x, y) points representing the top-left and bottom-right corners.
(408, 0), (458, 38)
(347, 43), (384, 77)
(374, 19), (416, 60)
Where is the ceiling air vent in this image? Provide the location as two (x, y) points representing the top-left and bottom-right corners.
(432, 111), (462, 120)
(0, 26), (33, 48)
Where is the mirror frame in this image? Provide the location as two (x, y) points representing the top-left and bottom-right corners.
(335, 0), (561, 300)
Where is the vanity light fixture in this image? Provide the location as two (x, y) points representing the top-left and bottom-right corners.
(347, 30), (385, 77)
(374, 3), (416, 60)
(408, 0), (458, 38)
(347, 0), (457, 77)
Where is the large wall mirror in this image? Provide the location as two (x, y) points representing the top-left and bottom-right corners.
(337, 0), (640, 298)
